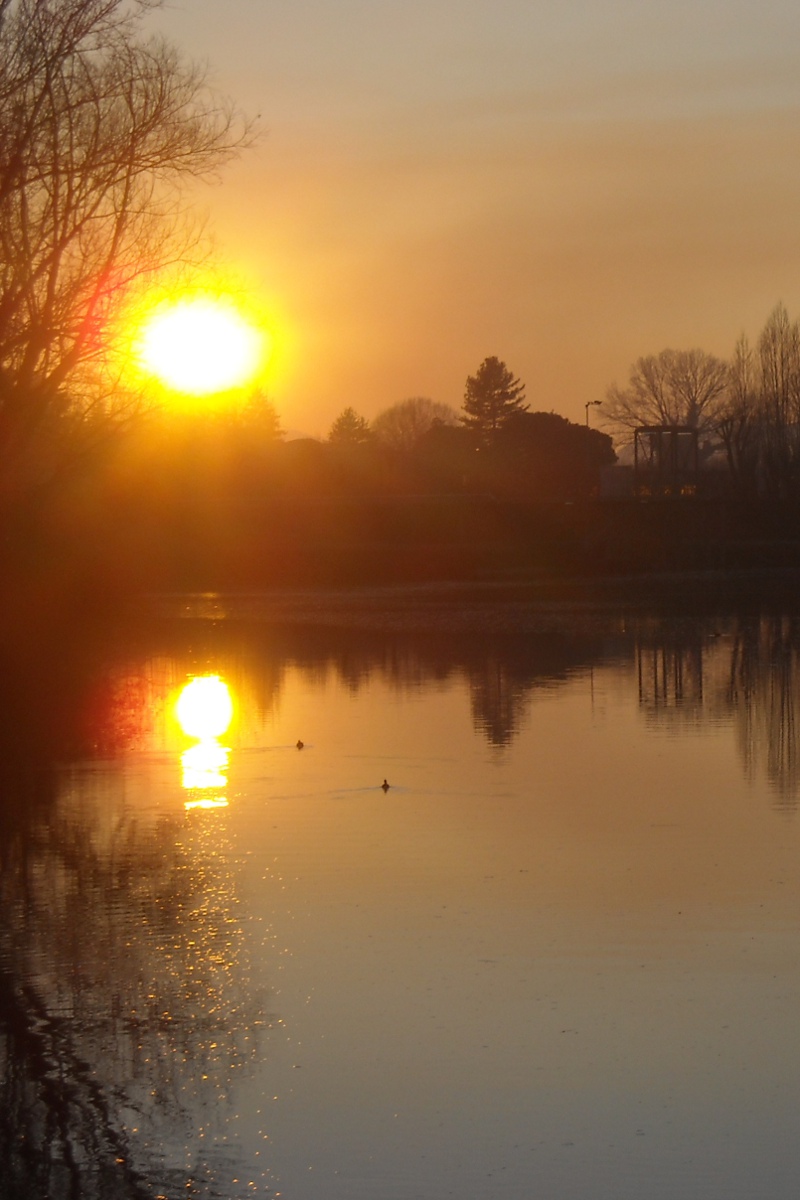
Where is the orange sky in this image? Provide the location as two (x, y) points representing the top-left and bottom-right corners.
(153, 0), (800, 439)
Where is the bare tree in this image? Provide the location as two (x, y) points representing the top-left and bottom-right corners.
(603, 348), (729, 441)
(0, 0), (251, 495)
(371, 396), (458, 452)
(753, 303), (800, 498)
(757, 303), (800, 425)
(714, 334), (762, 495)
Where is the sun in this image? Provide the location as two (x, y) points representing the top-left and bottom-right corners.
(136, 296), (266, 395)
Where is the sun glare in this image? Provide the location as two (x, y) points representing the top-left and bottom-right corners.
(137, 296), (266, 395)
(182, 739), (230, 791)
(176, 675), (234, 741)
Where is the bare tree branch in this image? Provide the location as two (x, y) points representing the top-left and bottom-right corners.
(372, 396), (459, 452)
(0, 0), (254, 493)
(603, 348), (729, 442)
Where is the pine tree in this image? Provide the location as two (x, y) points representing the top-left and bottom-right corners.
(328, 407), (372, 445)
(461, 357), (527, 440)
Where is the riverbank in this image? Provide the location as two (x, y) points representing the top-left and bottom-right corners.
(143, 567), (800, 634)
(3, 487), (800, 655)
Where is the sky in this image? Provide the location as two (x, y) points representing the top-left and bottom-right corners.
(152, 0), (800, 438)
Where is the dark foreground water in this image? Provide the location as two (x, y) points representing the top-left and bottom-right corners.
(2, 590), (800, 1199)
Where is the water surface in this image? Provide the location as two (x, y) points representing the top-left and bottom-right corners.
(2, 595), (800, 1199)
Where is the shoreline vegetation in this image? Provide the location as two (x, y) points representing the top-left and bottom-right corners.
(162, 567), (800, 611)
(4, 488), (800, 648)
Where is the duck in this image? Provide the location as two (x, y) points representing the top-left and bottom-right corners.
(296, 739), (304, 750)
(381, 779), (390, 791)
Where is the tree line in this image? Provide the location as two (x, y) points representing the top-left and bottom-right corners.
(133, 356), (614, 507)
(329, 356), (528, 448)
(5, 0), (800, 605)
(314, 356), (614, 502)
(602, 303), (800, 500)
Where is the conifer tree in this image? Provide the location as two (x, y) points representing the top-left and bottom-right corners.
(461, 357), (527, 440)
(328, 406), (372, 445)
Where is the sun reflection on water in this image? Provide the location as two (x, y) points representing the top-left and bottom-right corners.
(176, 674), (234, 740)
(176, 675), (234, 811)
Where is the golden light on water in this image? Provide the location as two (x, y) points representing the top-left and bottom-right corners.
(182, 739), (230, 791)
(176, 675), (234, 811)
(176, 675), (234, 740)
(184, 797), (229, 810)
(137, 296), (267, 395)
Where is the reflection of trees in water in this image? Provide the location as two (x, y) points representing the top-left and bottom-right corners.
(95, 605), (626, 752)
(635, 612), (800, 806)
(725, 614), (800, 807)
(464, 635), (603, 747)
(81, 605), (800, 781)
(635, 618), (707, 727)
(278, 626), (623, 748)
(270, 609), (800, 763)
(0, 770), (272, 1199)
(467, 656), (533, 747)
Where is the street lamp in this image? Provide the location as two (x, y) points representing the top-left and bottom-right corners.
(585, 400), (602, 426)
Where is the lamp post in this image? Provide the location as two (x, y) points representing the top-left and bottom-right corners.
(585, 400), (602, 426)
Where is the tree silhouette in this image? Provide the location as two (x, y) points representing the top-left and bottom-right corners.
(372, 396), (459, 452)
(0, 0), (251, 499)
(232, 391), (284, 440)
(328, 406), (372, 445)
(461, 357), (527, 441)
(714, 334), (761, 496)
(755, 303), (800, 499)
(490, 410), (616, 500)
(603, 348), (729, 440)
